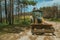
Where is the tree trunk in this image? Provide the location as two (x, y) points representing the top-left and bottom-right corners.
(11, 0), (14, 24)
(18, 5), (19, 22)
(18, 0), (20, 22)
(8, 0), (13, 25)
(5, 0), (8, 23)
(0, 0), (2, 23)
(20, 4), (22, 21)
(24, 4), (25, 21)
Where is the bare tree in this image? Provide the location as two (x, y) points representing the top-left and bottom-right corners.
(0, 0), (2, 23)
(17, 0), (20, 22)
(5, 0), (8, 23)
(11, 0), (14, 24)
(8, 0), (14, 25)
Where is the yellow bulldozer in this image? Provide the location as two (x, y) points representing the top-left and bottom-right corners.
(31, 10), (55, 35)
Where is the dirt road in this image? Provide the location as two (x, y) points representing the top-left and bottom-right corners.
(17, 21), (60, 40)
(0, 21), (60, 40)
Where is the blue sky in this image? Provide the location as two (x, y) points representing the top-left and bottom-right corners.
(26, 0), (60, 12)
(36, 0), (60, 8)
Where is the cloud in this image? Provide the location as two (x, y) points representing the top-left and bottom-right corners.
(35, 0), (60, 9)
(45, 0), (53, 1)
(37, 0), (53, 2)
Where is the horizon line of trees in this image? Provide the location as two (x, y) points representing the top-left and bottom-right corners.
(40, 6), (60, 19)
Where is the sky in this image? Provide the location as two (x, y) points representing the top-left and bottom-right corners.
(26, 0), (60, 12)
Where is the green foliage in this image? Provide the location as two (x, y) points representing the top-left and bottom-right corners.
(19, 18), (31, 26)
(20, 0), (37, 6)
(28, 1), (37, 6)
(0, 23), (7, 26)
(22, 20), (30, 25)
(48, 18), (60, 22)
(0, 23), (8, 29)
(14, 17), (31, 26)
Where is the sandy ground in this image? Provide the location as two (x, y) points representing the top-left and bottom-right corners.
(0, 21), (60, 40)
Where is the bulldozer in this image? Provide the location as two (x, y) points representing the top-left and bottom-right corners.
(31, 10), (55, 35)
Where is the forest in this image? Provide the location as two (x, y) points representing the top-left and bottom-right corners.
(0, 0), (60, 40)
(0, 0), (36, 25)
(0, 0), (60, 27)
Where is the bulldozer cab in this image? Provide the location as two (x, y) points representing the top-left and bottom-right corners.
(32, 10), (43, 23)
(32, 10), (43, 18)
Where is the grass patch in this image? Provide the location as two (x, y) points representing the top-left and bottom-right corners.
(0, 15), (31, 35)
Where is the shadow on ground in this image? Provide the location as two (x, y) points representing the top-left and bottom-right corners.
(0, 25), (30, 34)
